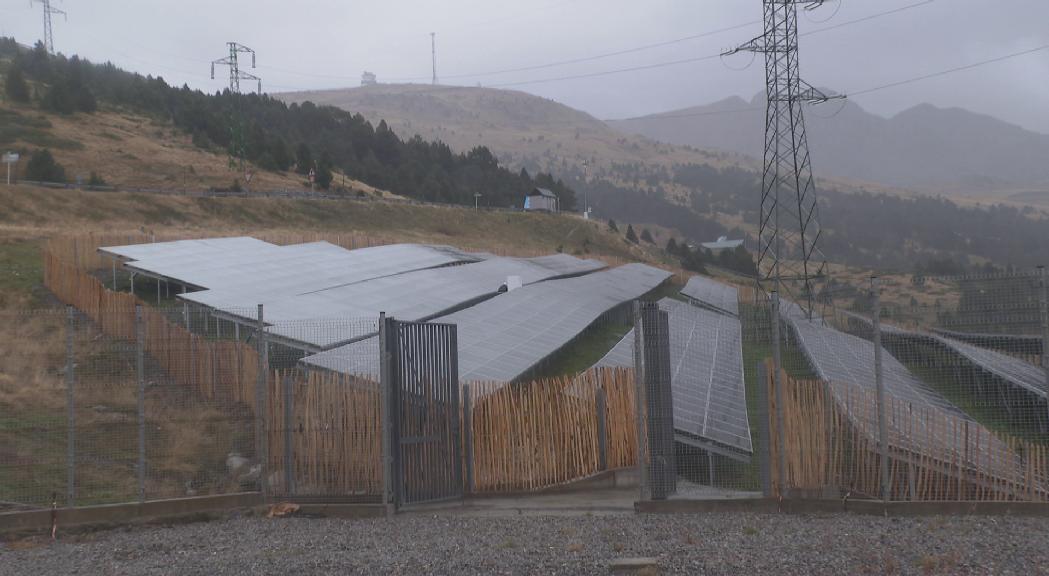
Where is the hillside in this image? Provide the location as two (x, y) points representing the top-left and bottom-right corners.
(278, 83), (757, 180)
(609, 95), (1049, 201)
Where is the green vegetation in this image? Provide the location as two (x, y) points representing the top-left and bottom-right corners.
(25, 148), (65, 182)
(0, 38), (577, 208)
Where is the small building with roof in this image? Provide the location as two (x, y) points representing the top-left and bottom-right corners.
(524, 187), (558, 212)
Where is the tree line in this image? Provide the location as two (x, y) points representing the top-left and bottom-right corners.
(0, 39), (576, 208)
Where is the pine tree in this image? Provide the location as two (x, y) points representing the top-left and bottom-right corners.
(3, 64), (30, 103)
(640, 228), (654, 243)
(666, 237), (678, 254)
(625, 224), (639, 244)
(607, 219), (619, 233)
(25, 148), (66, 182)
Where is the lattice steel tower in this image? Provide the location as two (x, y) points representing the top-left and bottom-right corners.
(725, 0), (842, 318)
(211, 43), (262, 172)
(32, 0), (65, 55)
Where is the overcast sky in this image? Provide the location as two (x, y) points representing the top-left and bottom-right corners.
(2, 0), (1047, 133)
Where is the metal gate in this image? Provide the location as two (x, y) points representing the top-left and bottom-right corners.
(385, 318), (462, 507)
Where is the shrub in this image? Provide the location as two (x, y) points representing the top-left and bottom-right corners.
(25, 148), (66, 182)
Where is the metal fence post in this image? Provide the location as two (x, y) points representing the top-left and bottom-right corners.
(255, 304), (269, 500)
(871, 276), (890, 502)
(379, 313), (396, 513)
(65, 306), (76, 507)
(770, 291), (786, 498)
(1040, 266), (1049, 435)
(755, 361), (772, 498)
(282, 372), (294, 496)
(632, 301), (648, 501)
(135, 305), (146, 503)
(640, 302), (674, 500)
(463, 383), (474, 494)
(596, 386), (608, 472)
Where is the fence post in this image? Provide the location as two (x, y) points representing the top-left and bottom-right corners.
(255, 304), (269, 500)
(463, 383), (474, 494)
(1040, 266), (1049, 435)
(755, 361), (772, 498)
(282, 372), (294, 496)
(65, 306), (76, 506)
(639, 301), (674, 500)
(770, 291), (786, 498)
(632, 301), (648, 501)
(871, 276), (890, 502)
(135, 305), (146, 503)
(379, 312), (396, 513)
(596, 385), (608, 472)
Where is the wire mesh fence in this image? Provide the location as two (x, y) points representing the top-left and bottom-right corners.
(637, 269), (1049, 503)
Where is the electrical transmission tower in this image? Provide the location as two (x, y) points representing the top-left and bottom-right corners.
(431, 32), (438, 85)
(32, 0), (65, 55)
(724, 0), (843, 319)
(210, 43), (262, 173)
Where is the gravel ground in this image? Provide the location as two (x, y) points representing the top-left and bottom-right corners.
(2, 511), (1048, 575)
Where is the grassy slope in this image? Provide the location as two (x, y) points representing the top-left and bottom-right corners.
(0, 101), (393, 197)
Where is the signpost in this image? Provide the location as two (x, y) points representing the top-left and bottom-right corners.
(2, 152), (19, 186)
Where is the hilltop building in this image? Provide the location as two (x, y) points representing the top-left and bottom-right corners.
(524, 187), (558, 212)
(361, 71), (377, 86)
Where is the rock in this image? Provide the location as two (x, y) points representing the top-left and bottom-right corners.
(226, 453), (250, 477)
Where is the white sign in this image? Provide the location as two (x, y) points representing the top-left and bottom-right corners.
(2, 152), (19, 164)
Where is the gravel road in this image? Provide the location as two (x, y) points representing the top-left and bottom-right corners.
(2, 511), (1047, 575)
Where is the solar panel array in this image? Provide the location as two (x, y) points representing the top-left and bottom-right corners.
(302, 263), (671, 383)
(788, 316), (964, 416)
(256, 255), (606, 350)
(786, 315), (1020, 474)
(680, 276), (739, 317)
(596, 298), (751, 454)
(934, 335), (1047, 399)
(102, 238), (479, 293)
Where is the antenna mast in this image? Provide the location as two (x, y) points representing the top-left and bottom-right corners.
(724, 0), (844, 319)
(32, 0), (65, 54)
(431, 32), (438, 85)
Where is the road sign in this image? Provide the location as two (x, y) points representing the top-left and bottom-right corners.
(2, 152), (19, 164)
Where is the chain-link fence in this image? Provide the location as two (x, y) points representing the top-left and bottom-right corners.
(636, 270), (1049, 504)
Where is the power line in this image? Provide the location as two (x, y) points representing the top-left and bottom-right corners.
(848, 44), (1049, 97)
(799, 0), (936, 38)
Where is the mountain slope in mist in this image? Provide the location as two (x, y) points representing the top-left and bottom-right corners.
(609, 95), (1049, 197)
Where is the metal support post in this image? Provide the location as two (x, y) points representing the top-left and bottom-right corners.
(632, 301), (648, 500)
(596, 386), (608, 472)
(463, 383), (474, 493)
(379, 313), (396, 512)
(770, 291), (787, 497)
(156, 277), (161, 306)
(1040, 267), (1049, 435)
(871, 276), (890, 502)
(135, 305), (146, 503)
(640, 301), (674, 500)
(182, 303), (189, 330)
(255, 304), (269, 499)
(65, 306), (76, 506)
(130, 272), (135, 295)
(282, 372), (294, 495)
(756, 361), (772, 497)
(111, 258), (117, 290)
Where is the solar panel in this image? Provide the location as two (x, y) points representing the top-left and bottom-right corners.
(254, 255), (606, 350)
(596, 298), (751, 454)
(99, 237), (277, 262)
(934, 335), (1047, 399)
(680, 276), (739, 317)
(122, 241), (477, 292)
(302, 264), (671, 382)
(786, 314), (1019, 475)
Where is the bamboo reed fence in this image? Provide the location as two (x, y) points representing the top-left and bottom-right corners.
(466, 367), (637, 493)
(768, 365), (1049, 501)
(267, 369), (383, 498)
(43, 251), (260, 408)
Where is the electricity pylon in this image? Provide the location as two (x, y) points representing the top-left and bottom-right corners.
(211, 43), (262, 172)
(32, 0), (65, 54)
(724, 0), (843, 319)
